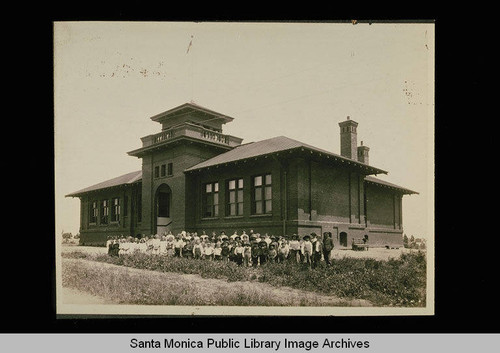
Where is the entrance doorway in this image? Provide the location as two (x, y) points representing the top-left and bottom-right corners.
(155, 184), (172, 235)
(339, 232), (348, 247)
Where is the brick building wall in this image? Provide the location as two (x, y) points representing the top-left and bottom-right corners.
(187, 157), (285, 236)
(79, 183), (140, 246)
(140, 142), (230, 236)
(185, 152), (404, 248)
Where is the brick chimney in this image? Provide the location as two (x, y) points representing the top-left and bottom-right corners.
(338, 116), (358, 160)
(357, 140), (370, 164)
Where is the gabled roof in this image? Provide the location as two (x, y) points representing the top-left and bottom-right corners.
(185, 135), (388, 175)
(65, 170), (142, 197)
(365, 176), (418, 195)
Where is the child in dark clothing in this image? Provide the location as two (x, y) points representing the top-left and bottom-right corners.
(183, 239), (194, 259)
(251, 241), (260, 267)
(221, 241), (230, 262)
(258, 240), (268, 266)
(268, 243), (277, 263)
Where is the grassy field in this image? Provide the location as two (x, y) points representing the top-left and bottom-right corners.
(61, 245), (420, 261)
(61, 249), (426, 307)
(62, 258), (369, 306)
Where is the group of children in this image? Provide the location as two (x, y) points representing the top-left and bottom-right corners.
(106, 230), (335, 268)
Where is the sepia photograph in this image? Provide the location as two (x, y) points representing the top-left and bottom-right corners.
(54, 21), (434, 316)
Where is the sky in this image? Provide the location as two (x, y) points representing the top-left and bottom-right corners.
(54, 21), (434, 240)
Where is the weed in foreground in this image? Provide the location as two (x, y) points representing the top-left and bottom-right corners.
(62, 250), (426, 307)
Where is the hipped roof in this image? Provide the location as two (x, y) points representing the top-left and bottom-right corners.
(185, 135), (387, 174)
(66, 170), (417, 197)
(65, 170), (142, 197)
(66, 136), (418, 197)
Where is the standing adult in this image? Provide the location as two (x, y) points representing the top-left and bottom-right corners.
(288, 234), (301, 263)
(311, 233), (322, 268)
(251, 239), (260, 267)
(111, 236), (120, 257)
(322, 232), (334, 266)
(301, 235), (313, 268)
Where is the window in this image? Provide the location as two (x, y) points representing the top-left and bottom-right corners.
(111, 198), (120, 222)
(203, 182), (219, 218)
(155, 164), (171, 178)
(89, 201), (98, 224)
(252, 174), (272, 214)
(100, 200), (109, 224)
(227, 178), (244, 216)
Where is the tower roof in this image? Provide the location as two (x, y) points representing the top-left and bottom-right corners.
(149, 102), (234, 124)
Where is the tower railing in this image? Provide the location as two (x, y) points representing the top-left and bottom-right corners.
(201, 129), (229, 144)
(153, 130), (175, 144)
(145, 123), (241, 148)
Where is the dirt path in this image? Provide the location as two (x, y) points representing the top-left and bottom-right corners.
(61, 258), (372, 307)
(61, 286), (116, 305)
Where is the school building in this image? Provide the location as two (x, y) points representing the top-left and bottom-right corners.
(66, 102), (418, 248)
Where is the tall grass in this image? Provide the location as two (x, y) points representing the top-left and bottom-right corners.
(62, 259), (353, 306)
(62, 251), (426, 307)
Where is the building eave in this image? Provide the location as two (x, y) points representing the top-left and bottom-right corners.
(127, 135), (235, 158)
(184, 144), (388, 176)
(364, 176), (418, 195)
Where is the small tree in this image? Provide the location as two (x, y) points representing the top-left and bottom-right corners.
(403, 234), (409, 248)
(409, 235), (416, 248)
(62, 232), (72, 243)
